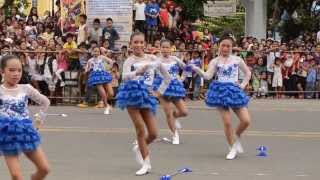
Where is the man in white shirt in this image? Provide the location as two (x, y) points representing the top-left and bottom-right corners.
(133, 0), (146, 33)
(266, 41), (280, 87)
(77, 14), (88, 45)
(89, 18), (103, 44)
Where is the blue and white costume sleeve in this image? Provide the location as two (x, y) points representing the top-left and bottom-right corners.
(0, 84), (50, 155)
(193, 55), (251, 108)
(116, 54), (172, 114)
(153, 56), (186, 100)
(87, 56), (113, 87)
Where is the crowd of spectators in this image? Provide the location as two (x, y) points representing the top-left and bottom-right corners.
(0, 1), (320, 107)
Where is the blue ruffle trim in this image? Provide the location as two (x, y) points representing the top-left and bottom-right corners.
(152, 74), (162, 91)
(163, 79), (186, 99)
(205, 81), (249, 108)
(87, 70), (112, 87)
(153, 76), (186, 100)
(0, 118), (41, 156)
(116, 80), (158, 114)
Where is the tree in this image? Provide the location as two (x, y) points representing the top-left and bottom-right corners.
(2, 0), (30, 16)
(196, 13), (245, 38)
(268, 0), (320, 41)
(174, 0), (209, 21)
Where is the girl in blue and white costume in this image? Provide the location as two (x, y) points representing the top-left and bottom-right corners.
(0, 55), (50, 180)
(86, 47), (114, 115)
(191, 32), (252, 160)
(153, 40), (188, 145)
(116, 32), (172, 176)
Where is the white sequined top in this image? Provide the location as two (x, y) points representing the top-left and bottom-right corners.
(0, 84), (50, 120)
(193, 55), (251, 88)
(122, 54), (172, 94)
(86, 56), (113, 72)
(158, 55), (185, 79)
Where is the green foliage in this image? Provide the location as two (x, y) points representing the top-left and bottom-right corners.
(173, 0), (244, 37)
(196, 13), (245, 39)
(174, 0), (208, 21)
(268, 0), (320, 40)
(3, 0), (30, 16)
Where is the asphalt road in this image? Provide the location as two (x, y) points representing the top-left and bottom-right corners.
(0, 100), (319, 180)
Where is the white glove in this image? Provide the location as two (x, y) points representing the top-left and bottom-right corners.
(239, 83), (246, 90)
(136, 64), (150, 76)
(34, 111), (47, 129)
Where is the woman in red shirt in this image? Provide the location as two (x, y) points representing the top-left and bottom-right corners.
(159, 2), (169, 34)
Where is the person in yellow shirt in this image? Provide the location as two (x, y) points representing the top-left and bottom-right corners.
(63, 33), (80, 70)
(171, 44), (176, 52)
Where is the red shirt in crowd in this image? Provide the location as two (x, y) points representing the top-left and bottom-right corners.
(159, 8), (169, 27)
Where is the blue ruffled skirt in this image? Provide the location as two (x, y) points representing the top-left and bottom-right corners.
(152, 75), (162, 91)
(0, 118), (41, 156)
(87, 70), (112, 87)
(116, 80), (158, 114)
(153, 76), (186, 100)
(206, 81), (249, 108)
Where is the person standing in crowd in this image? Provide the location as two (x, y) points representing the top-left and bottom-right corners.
(168, 5), (178, 30)
(296, 54), (308, 99)
(19, 53), (31, 84)
(305, 59), (317, 98)
(190, 51), (202, 100)
(63, 33), (80, 71)
(145, 0), (160, 44)
(266, 41), (280, 95)
(43, 51), (58, 98)
(55, 44), (68, 87)
(259, 71), (269, 98)
(270, 57), (283, 98)
(182, 52), (193, 98)
(134, 0), (146, 33)
(102, 18), (120, 50)
(89, 18), (103, 44)
(110, 62), (120, 106)
(77, 14), (88, 45)
(159, 2), (169, 35)
(27, 7), (39, 22)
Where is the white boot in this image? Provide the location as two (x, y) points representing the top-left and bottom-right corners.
(135, 156), (151, 176)
(172, 130), (180, 145)
(226, 143), (238, 160)
(235, 136), (244, 153)
(103, 105), (111, 115)
(132, 140), (138, 145)
(175, 120), (182, 129)
(132, 145), (144, 166)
